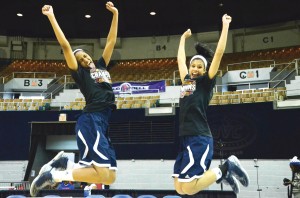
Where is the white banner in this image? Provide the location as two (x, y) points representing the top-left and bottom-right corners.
(12, 78), (53, 90)
(225, 68), (273, 83)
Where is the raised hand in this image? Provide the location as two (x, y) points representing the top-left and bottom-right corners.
(222, 14), (232, 25)
(42, 5), (54, 16)
(182, 29), (192, 39)
(106, 1), (118, 14)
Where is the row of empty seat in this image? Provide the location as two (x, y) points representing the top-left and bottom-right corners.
(1, 46), (300, 84)
(221, 45), (300, 72)
(64, 95), (161, 110)
(0, 99), (51, 111)
(210, 87), (286, 105)
(0, 87), (287, 111)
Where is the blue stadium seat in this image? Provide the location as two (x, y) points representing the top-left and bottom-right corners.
(86, 195), (106, 198)
(163, 196), (182, 198)
(137, 195), (157, 198)
(6, 196), (26, 198)
(112, 194), (133, 198)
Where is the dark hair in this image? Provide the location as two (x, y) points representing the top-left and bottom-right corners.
(194, 42), (214, 71)
(290, 162), (300, 173)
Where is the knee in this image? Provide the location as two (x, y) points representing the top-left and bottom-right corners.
(103, 170), (116, 185)
(174, 181), (185, 195)
(181, 183), (198, 195)
(175, 188), (185, 195)
(174, 179), (192, 195)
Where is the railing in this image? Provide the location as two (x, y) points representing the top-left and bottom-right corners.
(173, 70), (180, 86)
(269, 60), (297, 88)
(0, 73), (12, 84)
(0, 181), (30, 190)
(172, 69), (230, 86)
(226, 60), (275, 71)
(0, 72), (57, 84)
(41, 75), (75, 99)
(295, 58), (300, 75)
(0, 91), (52, 99)
(215, 79), (287, 92)
(12, 72), (56, 79)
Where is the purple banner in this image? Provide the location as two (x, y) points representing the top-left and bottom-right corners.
(112, 80), (165, 95)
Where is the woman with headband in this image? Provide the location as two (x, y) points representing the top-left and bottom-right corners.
(173, 14), (249, 195)
(30, 2), (118, 196)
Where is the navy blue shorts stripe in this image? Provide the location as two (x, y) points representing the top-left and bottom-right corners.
(173, 135), (213, 182)
(75, 109), (117, 170)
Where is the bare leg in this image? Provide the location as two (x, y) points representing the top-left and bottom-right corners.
(72, 165), (116, 184)
(174, 170), (217, 195)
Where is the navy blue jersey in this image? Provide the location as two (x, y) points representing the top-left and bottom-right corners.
(71, 57), (116, 112)
(179, 74), (216, 137)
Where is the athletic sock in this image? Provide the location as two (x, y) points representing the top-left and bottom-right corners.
(211, 167), (223, 180)
(219, 162), (228, 177)
(51, 169), (74, 182)
(66, 160), (75, 170)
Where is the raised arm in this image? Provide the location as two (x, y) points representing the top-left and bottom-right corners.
(102, 1), (119, 66)
(208, 14), (232, 79)
(42, 5), (78, 71)
(177, 29), (192, 83)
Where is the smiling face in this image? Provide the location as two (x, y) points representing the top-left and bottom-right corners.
(74, 50), (94, 68)
(189, 59), (206, 79)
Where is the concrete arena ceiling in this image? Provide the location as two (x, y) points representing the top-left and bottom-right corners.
(1, 0), (300, 38)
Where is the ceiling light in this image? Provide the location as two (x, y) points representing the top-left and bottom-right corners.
(17, 13), (23, 17)
(150, 12), (156, 16)
(85, 15), (91, 18)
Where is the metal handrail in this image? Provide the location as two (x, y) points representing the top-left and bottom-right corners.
(0, 71), (57, 84)
(12, 71), (57, 78)
(226, 60), (275, 71)
(215, 79), (287, 92)
(0, 91), (52, 98)
(40, 75), (75, 99)
(295, 58), (300, 75)
(173, 70), (179, 86)
(269, 61), (296, 88)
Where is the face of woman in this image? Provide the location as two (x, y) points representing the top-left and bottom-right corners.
(189, 59), (206, 78)
(75, 51), (93, 68)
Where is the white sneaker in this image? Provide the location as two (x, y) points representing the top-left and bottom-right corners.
(30, 171), (55, 197)
(39, 151), (64, 175)
(227, 155), (250, 187)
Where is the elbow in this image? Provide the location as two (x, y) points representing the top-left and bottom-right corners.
(107, 39), (117, 47)
(61, 45), (68, 51)
(61, 43), (71, 51)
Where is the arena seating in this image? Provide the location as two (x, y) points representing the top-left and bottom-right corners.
(1, 46), (299, 84)
(112, 195), (133, 198)
(6, 195), (26, 198)
(209, 87), (285, 105)
(0, 45), (298, 111)
(86, 195), (106, 198)
(0, 86), (287, 111)
(137, 195), (157, 198)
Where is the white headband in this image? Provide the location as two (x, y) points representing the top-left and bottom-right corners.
(190, 55), (208, 68)
(73, 48), (84, 54)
